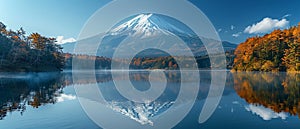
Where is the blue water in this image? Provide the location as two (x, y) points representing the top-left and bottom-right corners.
(0, 71), (299, 129)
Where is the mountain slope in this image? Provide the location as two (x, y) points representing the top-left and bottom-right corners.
(62, 13), (237, 57)
(107, 14), (193, 38)
(61, 41), (236, 54)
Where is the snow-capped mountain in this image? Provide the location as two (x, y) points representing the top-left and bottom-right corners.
(62, 13), (237, 57)
(96, 13), (201, 57)
(107, 13), (193, 38)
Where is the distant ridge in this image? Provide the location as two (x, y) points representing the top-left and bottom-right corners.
(61, 40), (237, 55)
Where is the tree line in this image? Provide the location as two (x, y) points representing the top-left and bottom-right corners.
(64, 54), (232, 70)
(0, 22), (64, 72)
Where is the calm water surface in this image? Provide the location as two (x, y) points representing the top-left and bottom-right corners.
(0, 71), (299, 129)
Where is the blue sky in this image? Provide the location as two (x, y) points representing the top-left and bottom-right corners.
(0, 0), (299, 44)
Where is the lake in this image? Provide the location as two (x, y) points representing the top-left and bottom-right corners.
(0, 71), (299, 129)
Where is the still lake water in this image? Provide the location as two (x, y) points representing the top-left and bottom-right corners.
(0, 70), (299, 129)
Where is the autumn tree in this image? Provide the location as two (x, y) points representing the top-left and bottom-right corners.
(0, 22), (6, 35)
(29, 33), (46, 50)
(0, 22), (64, 72)
(233, 23), (300, 72)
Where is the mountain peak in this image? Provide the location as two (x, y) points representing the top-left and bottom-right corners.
(109, 13), (160, 37)
(135, 13), (153, 22)
(108, 13), (192, 38)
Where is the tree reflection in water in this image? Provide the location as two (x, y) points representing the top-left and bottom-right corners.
(2, 71), (298, 122)
(233, 72), (300, 118)
(0, 72), (67, 120)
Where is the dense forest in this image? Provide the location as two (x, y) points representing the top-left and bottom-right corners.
(64, 52), (235, 70)
(233, 23), (300, 72)
(63, 53), (111, 70)
(64, 54), (181, 70)
(0, 22), (64, 72)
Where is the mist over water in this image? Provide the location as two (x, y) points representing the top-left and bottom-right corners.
(0, 71), (299, 129)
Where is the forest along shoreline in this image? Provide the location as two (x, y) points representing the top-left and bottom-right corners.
(1, 22), (299, 73)
(231, 23), (300, 73)
(0, 22), (64, 72)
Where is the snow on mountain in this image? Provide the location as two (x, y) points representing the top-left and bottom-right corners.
(107, 100), (174, 125)
(107, 13), (193, 38)
(62, 13), (237, 56)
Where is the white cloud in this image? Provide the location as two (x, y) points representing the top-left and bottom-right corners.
(218, 28), (222, 32)
(231, 25), (235, 30)
(245, 104), (288, 120)
(244, 17), (289, 34)
(282, 14), (291, 19)
(232, 32), (242, 38)
(56, 36), (76, 44)
(56, 94), (77, 102)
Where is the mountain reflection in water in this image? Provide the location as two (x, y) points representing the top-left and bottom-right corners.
(0, 71), (299, 126)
